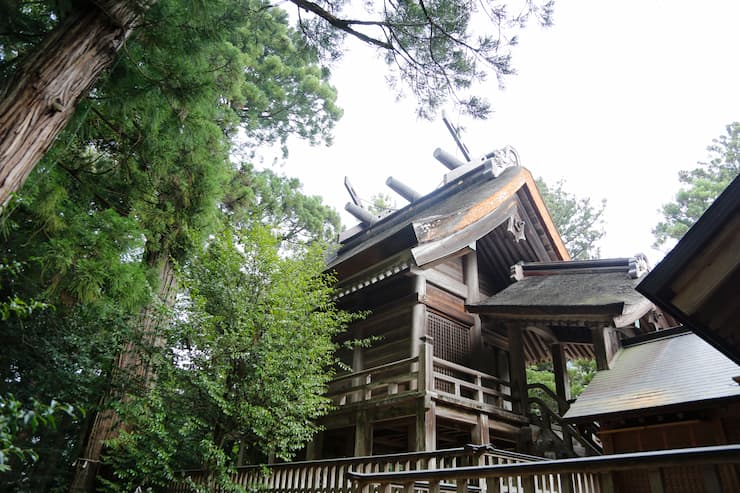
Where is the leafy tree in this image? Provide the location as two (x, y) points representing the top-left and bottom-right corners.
(367, 192), (398, 216)
(1, 0), (344, 487)
(0, 163), (153, 490)
(527, 359), (596, 413)
(103, 226), (357, 490)
(0, 0), (553, 205)
(536, 178), (606, 260)
(653, 122), (740, 247)
(223, 163), (341, 246)
(0, 395), (77, 472)
(55, 2), (342, 484)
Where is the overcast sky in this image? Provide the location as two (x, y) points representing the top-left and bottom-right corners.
(273, 0), (740, 265)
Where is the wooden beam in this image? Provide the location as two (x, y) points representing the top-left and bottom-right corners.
(354, 410), (372, 457)
(550, 343), (571, 415)
(423, 268), (468, 299)
(507, 326), (528, 415)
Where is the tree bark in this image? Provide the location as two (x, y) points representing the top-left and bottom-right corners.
(0, 1), (142, 206)
(70, 252), (176, 492)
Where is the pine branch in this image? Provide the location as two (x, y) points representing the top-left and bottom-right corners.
(289, 0), (394, 49)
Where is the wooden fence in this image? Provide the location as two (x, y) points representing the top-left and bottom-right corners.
(347, 444), (740, 493)
(168, 445), (598, 493)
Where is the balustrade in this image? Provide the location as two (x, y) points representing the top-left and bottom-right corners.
(347, 444), (740, 493)
(169, 446), (526, 493)
(325, 343), (513, 416)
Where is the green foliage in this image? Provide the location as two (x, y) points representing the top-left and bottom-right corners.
(0, 1), (57, 84)
(1, 1), (344, 487)
(535, 178), (606, 260)
(292, 0), (554, 118)
(568, 359), (597, 397)
(0, 146), (155, 488)
(0, 395), (77, 472)
(653, 122), (740, 247)
(367, 193), (397, 216)
(105, 226), (358, 490)
(0, 259), (48, 320)
(527, 359), (596, 413)
(223, 163), (341, 246)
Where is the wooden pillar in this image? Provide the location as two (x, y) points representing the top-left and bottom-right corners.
(497, 348), (512, 411)
(417, 335), (436, 451)
(465, 252), (485, 371)
(550, 343), (571, 415)
(472, 413), (490, 445)
(592, 326), (620, 371)
(507, 326), (528, 415)
(550, 344), (573, 451)
(352, 342), (363, 371)
(415, 399), (436, 451)
(354, 410), (372, 457)
(352, 338), (364, 403)
(410, 273), (427, 358)
(551, 342), (573, 454)
(419, 335), (434, 393)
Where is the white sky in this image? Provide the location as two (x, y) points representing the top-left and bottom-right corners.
(273, 0), (740, 265)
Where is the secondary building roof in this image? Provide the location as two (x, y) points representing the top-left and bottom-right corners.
(467, 258), (652, 326)
(465, 257), (661, 364)
(564, 329), (740, 423)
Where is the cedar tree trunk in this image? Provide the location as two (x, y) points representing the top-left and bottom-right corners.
(70, 252), (176, 492)
(0, 1), (142, 206)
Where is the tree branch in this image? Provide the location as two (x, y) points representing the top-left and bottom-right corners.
(288, 0), (394, 49)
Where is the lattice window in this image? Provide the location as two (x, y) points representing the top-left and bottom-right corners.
(427, 311), (470, 364)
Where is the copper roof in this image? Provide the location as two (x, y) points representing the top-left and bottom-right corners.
(564, 330), (740, 423)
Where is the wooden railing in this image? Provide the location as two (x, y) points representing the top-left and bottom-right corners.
(168, 445), (541, 493)
(527, 398), (601, 457)
(433, 358), (513, 410)
(326, 357), (421, 407)
(526, 383), (601, 457)
(325, 340), (513, 416)
(347, 444), (740, 493)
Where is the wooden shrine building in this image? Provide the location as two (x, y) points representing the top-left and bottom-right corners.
(309, 152), (670, 461)
(168, 155), (740, 493)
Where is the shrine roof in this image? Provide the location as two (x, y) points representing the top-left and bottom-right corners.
(327, 163), (568, 284)
(564, 330), (740, 423)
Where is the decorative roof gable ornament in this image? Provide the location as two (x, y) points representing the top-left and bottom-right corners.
(342, 112), (522, 232)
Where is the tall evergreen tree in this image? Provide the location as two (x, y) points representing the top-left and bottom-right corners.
(653, 122), (740, 247)
(64, 1), (342, 487)
(535, 178), (607, 260)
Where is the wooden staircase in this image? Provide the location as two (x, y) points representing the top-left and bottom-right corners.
(526, 384), (601, 459)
